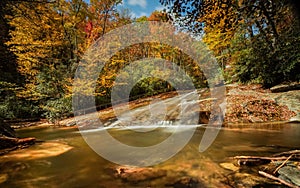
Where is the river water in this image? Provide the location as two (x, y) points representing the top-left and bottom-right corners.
(0, 123), (299, 187)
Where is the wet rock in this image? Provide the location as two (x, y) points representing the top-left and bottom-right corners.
(35, 160), (52, 167)
(219, 163), (239, 171)
(278, 175), (294, 185)
(274, 90), (300, 121)
(115, 167), (167, 183)
(0, 122), (16, 138)
(11, 162), (29, 172)
(278, 166), (300, 186)
(289, 114), (300, 123)
(198, 111), (210, 124)
(165, 176), (201, 188)
(0, 137), (35, 150)
(0, 174), (8, 184)
(66, 121), (76, 126)
(228, 172), (271, 188)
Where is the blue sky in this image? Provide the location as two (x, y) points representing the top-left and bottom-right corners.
(120, 0), (166, 18)
(84, 0), (166, 18)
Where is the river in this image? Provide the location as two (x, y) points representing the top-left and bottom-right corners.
(0, 123), (299, 187)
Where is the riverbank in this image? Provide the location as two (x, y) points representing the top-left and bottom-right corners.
(224, 83), (299, 124)
(3, 83), (299, 130)
(57, 83), (299, 127)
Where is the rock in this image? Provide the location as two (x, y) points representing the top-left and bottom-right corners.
(289, 114), (300, 123)
(66, 121), (76, 126)
(273, 90), (300, 122)
(228, 172), (271, 188)
(270, 82), (300, 93)
(220, 163), (239, 171)
(278, 166), (300, 186)
(278, 175), (293, 184)
(166, 176), (201, 188)
(0, 174), (8, 184)
(115, 167), (167, 183)
(0, 122), (16, 138)
(198, 111), (210, 124)
(0, 137), (36, 150)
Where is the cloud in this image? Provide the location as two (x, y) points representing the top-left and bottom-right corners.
(128, 0), (147, 9)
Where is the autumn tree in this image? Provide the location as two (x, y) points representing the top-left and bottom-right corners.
(160, 0), (300, 87)
(0, 0), (41, 120)
(231, 0), (300, 86)
(83, 0), (123, 47)
(6, 0), (85, 120)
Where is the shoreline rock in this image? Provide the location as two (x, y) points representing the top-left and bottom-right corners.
(0, 120), (37, 155)
(0, 137), (36, 155)
(0, 123), (16, 137)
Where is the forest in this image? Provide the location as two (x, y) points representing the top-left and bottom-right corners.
(0, 0), (299, 122)
(0, 1), (300, 187)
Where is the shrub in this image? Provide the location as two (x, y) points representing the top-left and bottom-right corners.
(42, 96), (72, 123)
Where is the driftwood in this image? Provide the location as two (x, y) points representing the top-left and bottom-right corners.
(233, 155), (300, 166)
(230, 150), (300, 187)
(234, 156), (289, 160)
(259, 171), (299, 188)
(273, 150), (300, 157)
(233, 150), (300, 162)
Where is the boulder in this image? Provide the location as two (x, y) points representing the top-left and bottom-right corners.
(278, 166), (300, 186)
(289, 114), (300, 123)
